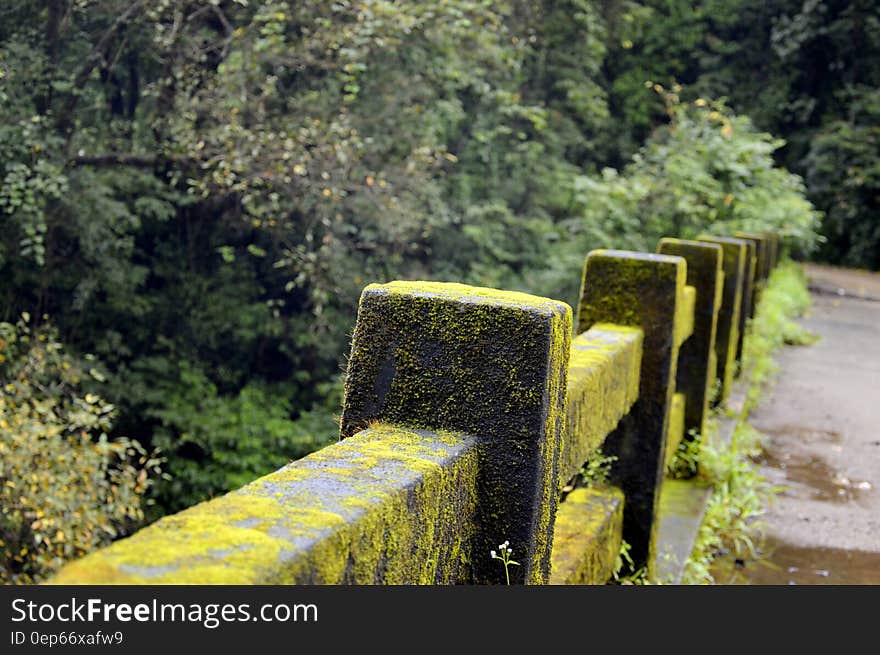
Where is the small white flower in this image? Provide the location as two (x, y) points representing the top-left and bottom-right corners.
(490, 550), (496, 558)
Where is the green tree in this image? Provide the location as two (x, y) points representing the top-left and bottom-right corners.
(0, 315), (162, 583)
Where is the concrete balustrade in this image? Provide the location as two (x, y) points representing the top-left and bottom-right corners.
(47, 232), (781, 586)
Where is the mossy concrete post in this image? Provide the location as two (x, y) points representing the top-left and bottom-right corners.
(734, 239), (757, 363)
(735, 231), (770, 282)
(697, 236), (746, 403)
(732, 233), (763, 319)
(576, 250), (686, 578)
(340, 281), (572, 585)
(657, 239), (723, 441)
(765, 232), (780, 271)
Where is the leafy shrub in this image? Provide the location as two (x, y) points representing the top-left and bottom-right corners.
(805, 86), (880, 269)
(140, 362), (339, 514)
(0, 316), (162, 584)
(514, 88), (822, 308)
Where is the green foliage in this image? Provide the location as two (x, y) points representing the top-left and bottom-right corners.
(0, 316), (161, 584)
(540, 90), (821, 307)
(578, 450), (617, 488)
(144, 369), (339, 514)
(805, 86), (880, 268)
(0, 1), (828, 520)
(682, 422), (773, 585)
(599, 0), (880, 268)
(743, 260), (818, 411)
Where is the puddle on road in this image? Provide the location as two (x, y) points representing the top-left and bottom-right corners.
(756, 425), (842, 444)
(710, 536), (880, 585)
(754, 425), (872, 503)
(709, 423), (879, 584)
(760, 450), (872, 502)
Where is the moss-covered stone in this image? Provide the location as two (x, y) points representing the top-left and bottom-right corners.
(576, 249), (686, 579)
(561, 324), (642, 486)
(696, 236), (747, 403)
(772, 233), (780, 269)
(47, 425), (480, 584)
(734, 231), (771, 282)
(677, 285), (696, 347)
(340, 281), (572, 585)
(665, 393), (686, 470)
(657, 239), (723, 442)
(735, 240), (757, 364)
(548, 485), (624, 584)
(761, 231), (780, 271)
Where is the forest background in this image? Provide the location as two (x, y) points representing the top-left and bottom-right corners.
(1, 0), (876, 583)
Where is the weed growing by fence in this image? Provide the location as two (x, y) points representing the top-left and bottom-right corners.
(490, 541), (520, 586)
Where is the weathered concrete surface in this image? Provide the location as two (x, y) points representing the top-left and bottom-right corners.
(341, 281), (572, 584)
(577, 250), (686, 578)
(664, 393), (686, 470)
(655, 479), (712, 583)
(48, 425), (480, 585)
(549, 485), (624, 584)
(735, 240), (757, 361)
(697, 236), (747, 403)
(561, 325), (643, 487)
(657, 239), (723, 440)
(741, 264), (880, 582)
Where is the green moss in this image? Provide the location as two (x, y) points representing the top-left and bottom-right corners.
(577, 250), (687, 334)
(734, 231), (771, 281)
(47, 424), (481, 585)
(561, 324), (643, 486)
(657, 239), (724, 442)
(576, 249), (687, 579)
(676, 285), (696, 347)
(549, 485), (625, 584)
(340, 280), (572, 584)
(665, 393), (686, 470)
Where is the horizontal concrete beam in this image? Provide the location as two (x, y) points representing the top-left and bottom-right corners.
(48, 425), (480, 584)
(676, 285), (696, 347)
(549, 485), (624, 584)
(665, 392), (686, 469)
(560, 324), (643, 487)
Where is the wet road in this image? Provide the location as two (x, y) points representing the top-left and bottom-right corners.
(719, 264), (880, 584)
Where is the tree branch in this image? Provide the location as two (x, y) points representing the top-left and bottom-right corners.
(70, 153), (193, 168)
(58, 0), (145, 131)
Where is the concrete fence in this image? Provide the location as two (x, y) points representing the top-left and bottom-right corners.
(48, 232), (780, 585)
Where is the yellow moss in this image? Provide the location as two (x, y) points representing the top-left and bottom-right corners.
(665, 393), (686, 470)
(549, 485), (625, 584)
(372, 280), (568, 316)
(561, 324), (643, 486)
(47, 425), (481, 585)
(577, 250), (687, 335)
(675, 285), (696, 347)
(343, 280), (574, 585)
(528, 299), (572, 584)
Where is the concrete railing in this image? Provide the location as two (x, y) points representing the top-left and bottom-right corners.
(48, 232), (780, 585)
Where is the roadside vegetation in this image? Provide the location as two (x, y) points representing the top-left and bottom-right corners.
(3, 1), (873, 582)
(680, 261), (817, 584)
